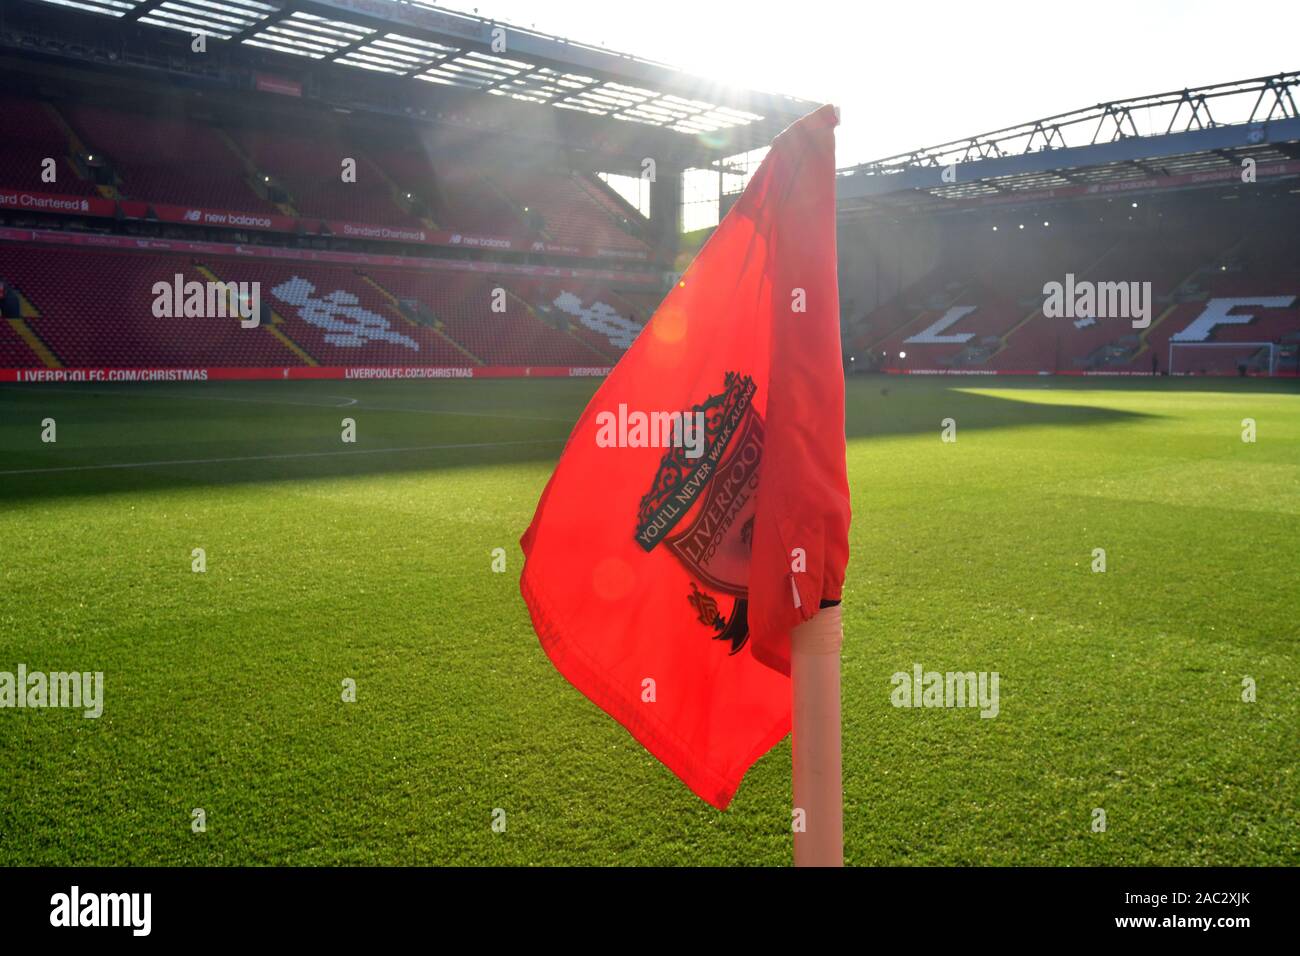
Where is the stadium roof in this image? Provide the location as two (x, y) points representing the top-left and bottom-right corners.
(21, 0), (816, 151)
(838, 71), (1300, 213)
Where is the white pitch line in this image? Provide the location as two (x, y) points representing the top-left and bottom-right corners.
(0, 438), (563, 477)
(2, 385), (573, 422)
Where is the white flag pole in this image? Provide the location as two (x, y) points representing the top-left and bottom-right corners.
(791, 602), (844, 867)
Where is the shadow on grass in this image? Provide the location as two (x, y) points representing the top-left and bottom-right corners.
(846, 374), (1158, 440)
(0, 375), (1159, 503)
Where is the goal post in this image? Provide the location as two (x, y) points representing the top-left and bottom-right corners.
(1168, 341), (1278, 377)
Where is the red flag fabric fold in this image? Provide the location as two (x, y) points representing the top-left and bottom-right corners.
(520, 104), (850, 809)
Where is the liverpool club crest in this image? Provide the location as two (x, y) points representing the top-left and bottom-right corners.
(635, 372), (762, 654)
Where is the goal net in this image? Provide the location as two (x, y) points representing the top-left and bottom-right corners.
(1168, 341), (1277, 377)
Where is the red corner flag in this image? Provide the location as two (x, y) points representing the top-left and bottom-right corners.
(520, 105), (850, 809)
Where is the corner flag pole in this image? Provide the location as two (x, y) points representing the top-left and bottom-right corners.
(791, 602), (844, 866)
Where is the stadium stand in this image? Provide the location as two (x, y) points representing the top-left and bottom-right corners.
(838, 71), (1300, 376)
(0, 90), (659, 245)
(613, 289), (666, 323)
(0, 245), (300, 367)
(428, 165), (531, 238)
(3, 1), (1293, 379)
(509, 278), (636, 359)
(0, 239), (646, 370)
(0, 319), (43, 367)
(233, 127), (425, 228)
(2, 0), (829, 378)
(59, 101), (279, 214)
(495, 167), (649, 254)
(0, 93), (98, 197)
(2, 91), (650, 255)
(845, 198), (1300, 376)
(360, 267), (617, 366)
(579, 175), (648, 229)
(0, 79), (662, 373)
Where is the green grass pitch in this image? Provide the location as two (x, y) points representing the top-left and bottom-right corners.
(0, 375), (1296, 865)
